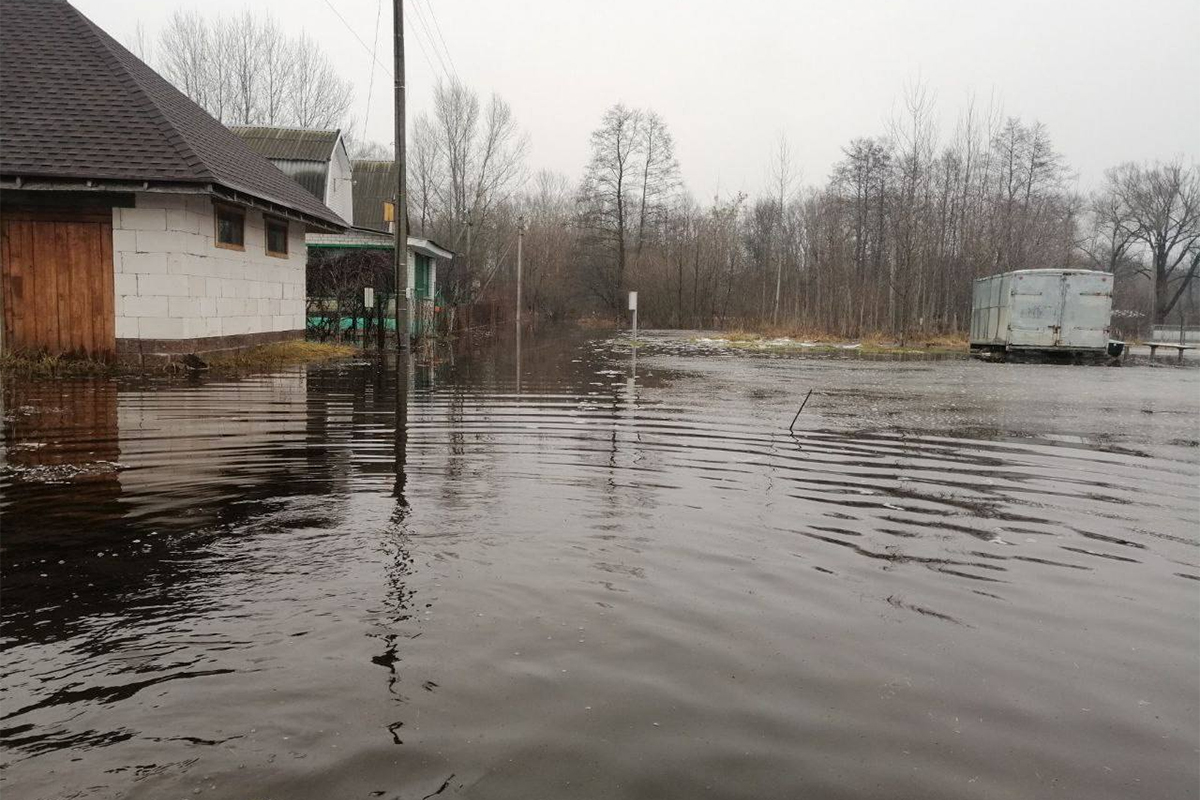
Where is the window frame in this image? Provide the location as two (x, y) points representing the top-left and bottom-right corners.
(213, 203), (246, 251)
(264, 215), (289, 258)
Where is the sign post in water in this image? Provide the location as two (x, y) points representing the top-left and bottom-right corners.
(629, 291), (638, 342)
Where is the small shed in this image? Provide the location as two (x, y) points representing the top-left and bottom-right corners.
(970, 269), (1114, 360)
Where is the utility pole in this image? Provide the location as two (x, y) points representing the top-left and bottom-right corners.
(464, 217), (473, 329)
(392, 0), (408, 350)
(391, 0), (410, 504)
(515, 215), (524, 332)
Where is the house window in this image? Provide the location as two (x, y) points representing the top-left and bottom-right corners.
(265, 217), (289, 257)
(214, 204), (245, 250)
(414, 255), (431, 298)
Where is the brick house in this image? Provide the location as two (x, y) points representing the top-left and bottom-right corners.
(0, 0), (347, 362)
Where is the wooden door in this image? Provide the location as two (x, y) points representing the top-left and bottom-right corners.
(1, 208), (115, 357)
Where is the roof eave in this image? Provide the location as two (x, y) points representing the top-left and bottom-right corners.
(0, 175), (347, 232)
(0, 175), (211, 194)
(211, 184), (346, 233)
(409, 237), (454, 260)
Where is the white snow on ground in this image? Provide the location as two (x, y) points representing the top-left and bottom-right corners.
(690, 336), (864, 350)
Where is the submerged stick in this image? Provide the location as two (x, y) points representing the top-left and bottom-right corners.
(789, 389), (814, 433)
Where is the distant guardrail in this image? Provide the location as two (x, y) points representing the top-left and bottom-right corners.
(1151, 325), (1200, 344)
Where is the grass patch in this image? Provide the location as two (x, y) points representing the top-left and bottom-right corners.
(1, 341), (359, 379)
(576, 314), (621, 330)
(691, 329), (968, 355)
(203, 341), (359, 372)
(0, 352), (120, 378)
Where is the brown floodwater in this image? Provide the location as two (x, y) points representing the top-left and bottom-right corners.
(2, 329), (1198, 800)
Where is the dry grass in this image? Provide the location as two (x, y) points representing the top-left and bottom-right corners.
(1, 341), (359, 379)
(576, 314), (621, 330)
(0, 353), (120, 378)
(695, 327), (968, 354)
(204, 341), (359, 372)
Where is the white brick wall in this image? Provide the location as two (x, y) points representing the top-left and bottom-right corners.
(112, 193), (308, 341)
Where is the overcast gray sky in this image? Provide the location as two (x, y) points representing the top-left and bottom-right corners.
(77, 0), (1199, 198)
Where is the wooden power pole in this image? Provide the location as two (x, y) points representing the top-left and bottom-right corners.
(391, 0), (410, 503)
(516, 215), (524, 332)
(392, 0), (408, 350)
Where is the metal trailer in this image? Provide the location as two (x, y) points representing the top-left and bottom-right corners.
(970, 269), (1115, 361)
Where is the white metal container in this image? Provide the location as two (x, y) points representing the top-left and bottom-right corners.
(971, 269), (1113, 356)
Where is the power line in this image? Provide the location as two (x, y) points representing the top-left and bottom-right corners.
(408, 1), (448, 77)
(364, 0), (383, 129)
(407, 0), (452, 84)
(416, 0), (458, 79)
(318, 0), (392, 78)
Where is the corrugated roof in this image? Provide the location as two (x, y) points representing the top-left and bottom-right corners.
(267, 160), (329, 204)
(352, 160), (398, 233)
(229, 127), (340, 163)
(0, 0), (346, 230)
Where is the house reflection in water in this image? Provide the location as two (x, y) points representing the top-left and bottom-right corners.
(0, 365), (415, 654)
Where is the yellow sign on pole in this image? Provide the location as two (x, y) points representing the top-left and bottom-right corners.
(383, 201), (395, 222)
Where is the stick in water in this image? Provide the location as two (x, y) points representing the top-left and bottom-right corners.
(789, 389), (814, 434)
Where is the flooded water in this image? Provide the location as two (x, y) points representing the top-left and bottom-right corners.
(2, 329), (1198, 800)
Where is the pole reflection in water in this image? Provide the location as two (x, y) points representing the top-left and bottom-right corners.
(379, 346), (415, 746)
(393, 348), (410, 505)
(515, 325), (522, 395)
(627, 338), (637, 400)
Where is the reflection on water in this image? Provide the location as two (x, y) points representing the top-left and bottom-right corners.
(1, 329), (1198, 800)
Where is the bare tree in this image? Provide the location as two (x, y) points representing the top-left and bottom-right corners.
(517, 170), (578, 320)
(768, 134), (798, 324)
(578, 104), (643, 314)
(224, 10), (264, 126)
(124, 21), (151, 62)
(1080, 188), (1140, 276)
(886, 80), (938, 341)
(633, 111), (680, 266)
(1103, 161), (1200, 324)
(409, 115), (440, 236)
(342, 123), (394, 161)
(158, 11), (212, 111)
(288, 33), (353, 129)
(154, 11), (351, 131)
(257, 14), (292, 126)
(397, 80), (528, 313)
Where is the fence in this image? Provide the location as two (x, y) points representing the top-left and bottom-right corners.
(1151, 324), (1200, 344)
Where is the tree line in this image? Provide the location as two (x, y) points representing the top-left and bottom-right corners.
(412, 81), (1197, 337)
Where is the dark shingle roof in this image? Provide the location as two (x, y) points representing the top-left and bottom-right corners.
(0, 0), (345, 230)
(352, 160), (398, 233)
(229, 127), (340, 162)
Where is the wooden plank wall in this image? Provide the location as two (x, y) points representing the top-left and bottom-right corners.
(1, 208), (115, 357)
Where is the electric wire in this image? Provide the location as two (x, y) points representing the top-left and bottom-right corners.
(415, 0), (458, 79)
(407, 0), (452, 84)
(317, 0), (392, 78)
(364, 0), (383, 129)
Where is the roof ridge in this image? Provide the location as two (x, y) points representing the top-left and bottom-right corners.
(229, 125), (342, 136)
(69, 5), (214, 182)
